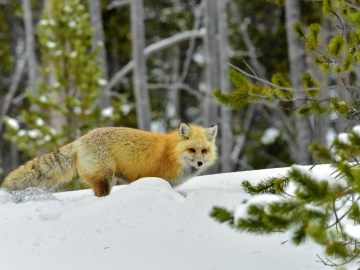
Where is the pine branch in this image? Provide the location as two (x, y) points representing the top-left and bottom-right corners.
(210, 207), (234, 225)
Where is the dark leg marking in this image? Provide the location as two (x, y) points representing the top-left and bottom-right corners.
(93, 180), (111, 197)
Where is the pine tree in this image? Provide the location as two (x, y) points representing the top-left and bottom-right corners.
(214, 0), (360, 119)
(4, 0), (119, 158)
(212, 0), (360, 266)
(212, 126), (360, 265)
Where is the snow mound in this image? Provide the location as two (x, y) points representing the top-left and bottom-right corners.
(0, 167), (333, 270)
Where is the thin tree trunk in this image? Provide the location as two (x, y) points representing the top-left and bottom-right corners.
(230, 0), (267, 78)
(285, 0), (312, 164)
(22, 0), (38, 95)
(203, 0), (219, 127)
(217, 0), (232, 172)
(44, 0), (67, 131)
(88, 0), (110, 107)
(167, 46), (181, 127)
(131, 0), (151, 130)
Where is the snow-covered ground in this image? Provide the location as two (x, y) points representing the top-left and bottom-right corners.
(0, 166), (333, 270)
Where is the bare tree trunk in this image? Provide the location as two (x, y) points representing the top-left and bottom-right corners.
(131, 0), (151, 130)
(167, 46), (181, 127)
(22, 0), (38, 95)
(285, 0), (312, 164)
(44, 0), (67, 131)
(203, 0), (219, 127)
(229, 0), (267, 78)
(217, 0), (232, 172)
(88, 0), (110, 107)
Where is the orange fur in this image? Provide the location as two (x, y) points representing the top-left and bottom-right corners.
(1, 124), (218, 196)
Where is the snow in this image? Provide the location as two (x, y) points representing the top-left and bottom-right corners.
(69, 51), (77, 58)
(44, 135), (51, 142)
(344, 223), (360, 240)
(39, 95), (48, 103)
(120, 103), (132, 115)
(28, 129), (41, 138)
(39, 19), (49, 26)
(68, 21), (76, 28)
(97, 78), (108, 86)
(291, 164), (336, 183)
(101, 107), (113, 117)
(73, 106), (81, 114)
(261, 127), (280, 145)
(5, 117), (19, 130)
(0, 165), (336, 270)
(18, 129), (26, 136)
(338, 132), (350, 144)
(325, 128), (336, 146)
(36, 118), (45, 126)
(193, 51), (205, 65)
(234, 194), (282, 220)
(353, 125), (360, 136)
(63, 5), (73, 13)
(49, 127), (57, 135)
(46, 41), (56, 49)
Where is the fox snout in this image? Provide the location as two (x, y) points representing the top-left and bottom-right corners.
(189, 158), (207, 169)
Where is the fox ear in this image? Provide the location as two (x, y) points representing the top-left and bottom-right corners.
(179, 123), (191, 140)
(206, 125), (218, 141)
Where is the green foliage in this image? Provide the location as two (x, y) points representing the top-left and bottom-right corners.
(293, 23), (305, 40)
(323, 0), (333, 14)
(302, 72), (319, 97)
(242, 177), (288, 195)
(212, 126), (360, 266)
(211, 1), (360, 266)
(306, 23), (321, 49)
(213, 69), (275, 109)
(215, 0), (360, 123)
(4, 0), (119, 158)
(328, 35), (344, 56)
(210, 207), (234, 225)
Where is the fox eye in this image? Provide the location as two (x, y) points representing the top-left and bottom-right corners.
(188, 148), (196, 153)
(202, 149), (208, 154)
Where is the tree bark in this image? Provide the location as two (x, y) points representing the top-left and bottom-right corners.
(131, 0), (151, 130)
(217, 0), (232, 172)
(285, 0), (313, 164)
(203, 0), (220, 127)
(88, 0), (110, 107)
(167, 46), (181, 127)
(44, 0), (67, 131)
(22, 0), (38, 95)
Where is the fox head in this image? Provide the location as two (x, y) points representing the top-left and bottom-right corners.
(176, 123), (218, 174)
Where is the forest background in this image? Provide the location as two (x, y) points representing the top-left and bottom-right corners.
(0, 0), (358, 188)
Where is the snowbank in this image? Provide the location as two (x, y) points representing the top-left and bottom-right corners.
(0, 167), (333, 270)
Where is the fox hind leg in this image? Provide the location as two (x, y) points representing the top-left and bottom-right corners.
(92, 179), (111, 197)
(81, 171), (114, 197)
(76, 151), (115, 197)
(78, 158), (114, 197)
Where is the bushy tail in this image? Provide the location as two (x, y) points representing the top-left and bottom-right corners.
(1, 142), (77, 190)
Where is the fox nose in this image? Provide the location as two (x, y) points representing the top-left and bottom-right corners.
(197, 161), (203, 167)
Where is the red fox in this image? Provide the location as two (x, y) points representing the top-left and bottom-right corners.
(1, 123), (218, 196)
